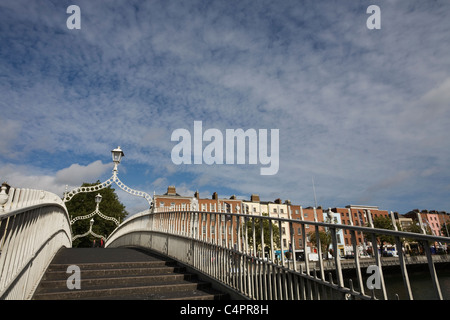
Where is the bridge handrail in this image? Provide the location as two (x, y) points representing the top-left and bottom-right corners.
(106, 209), (450, 300)
(0, 187), (72, 300)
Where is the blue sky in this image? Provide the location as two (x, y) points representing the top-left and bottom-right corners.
(1, 0), (450, 216)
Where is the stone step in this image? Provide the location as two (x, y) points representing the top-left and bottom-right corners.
(38, 273), (196, 289)
(32, 247), (229, 300)
(46, 260), (175, 271)
(33, 279), (213, 300)
(43, 265), (185, 280)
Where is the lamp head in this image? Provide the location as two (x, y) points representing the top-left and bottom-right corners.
(95, 193), (102, 204)
(111, 146), (124, 164)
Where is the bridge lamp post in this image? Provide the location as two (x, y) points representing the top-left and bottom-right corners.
(95, 193), (102, 210)
(111, 146), (125, 173)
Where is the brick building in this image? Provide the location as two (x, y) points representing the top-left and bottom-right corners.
(331, 205), (390, 256)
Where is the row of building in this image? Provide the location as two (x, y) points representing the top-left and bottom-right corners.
(153, 186), (450, 259)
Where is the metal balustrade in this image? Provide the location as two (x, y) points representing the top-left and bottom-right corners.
(106, 208), (450, 300)
(0, 187), (72, 300)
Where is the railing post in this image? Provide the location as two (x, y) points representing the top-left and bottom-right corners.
(395, 236), (413, 300)
(330, 227), (344, 288)
(371, 233), (388, 299)
(422, 240), (443, 300)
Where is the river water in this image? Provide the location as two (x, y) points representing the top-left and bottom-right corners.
(344, 266), (450, 300)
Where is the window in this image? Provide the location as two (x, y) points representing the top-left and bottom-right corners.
(160, 202), (164, 208)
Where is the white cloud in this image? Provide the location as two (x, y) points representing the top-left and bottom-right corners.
(55, 160), (111, 186)
(0, 161), (111, 197)
(1, 0), (450, 213)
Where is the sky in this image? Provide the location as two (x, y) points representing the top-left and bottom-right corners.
(1, 0), (450, 217)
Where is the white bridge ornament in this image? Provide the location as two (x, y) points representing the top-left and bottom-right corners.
(72, 218), (107, 242)
(66, 147), (153, 242)
(70, 194), (120, 226)
(63, 146), (153, 207)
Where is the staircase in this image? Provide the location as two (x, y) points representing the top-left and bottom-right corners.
(33, 247), (229, 300)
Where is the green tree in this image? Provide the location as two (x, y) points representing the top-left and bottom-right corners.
(308, 214), (339, 259)
(440, 222), (449, 238)
(66, 181), (128, 247)
(366, 216), (395, 255)
(245, 213), (280, 258)
(308, 229), (332, 259)
(404, 221), (433, 254)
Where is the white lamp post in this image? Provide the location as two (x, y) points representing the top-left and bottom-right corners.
(95, 193), (102, 211)
(111, 146), (124, 172)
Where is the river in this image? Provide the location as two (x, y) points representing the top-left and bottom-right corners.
(344, 266), (450, 300)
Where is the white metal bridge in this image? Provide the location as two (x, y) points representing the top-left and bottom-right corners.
(1, 185), (449, 300)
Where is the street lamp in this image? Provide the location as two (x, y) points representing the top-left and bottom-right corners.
(111, 146), (124, 172)
(95, 193), (102, 211)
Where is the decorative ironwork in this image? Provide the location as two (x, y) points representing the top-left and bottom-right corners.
(72, 218), (106, 242)
(70, 194), (120, 226)
(71, 194), (117, 242)
(63, 146), (153, 208)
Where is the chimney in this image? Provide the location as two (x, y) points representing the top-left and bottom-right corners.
(212, 192), (218, 200)
(274, 198), (282, 204)
(167, 186), (176, 195)
(194, 191), (199, 199)
(250, 194), (260, 202)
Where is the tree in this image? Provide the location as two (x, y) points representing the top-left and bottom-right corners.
(308, 229), (332, 259)
(366, 216), (395, 255)
(308, 214), (339, 259)
(245, 213), (280, 258)
(66, 181), (128, 247)
(404, 221), (433, 255)
(441, 222), (450, 238)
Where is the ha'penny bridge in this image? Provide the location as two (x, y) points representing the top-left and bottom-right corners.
(1, 147), (449, 300)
